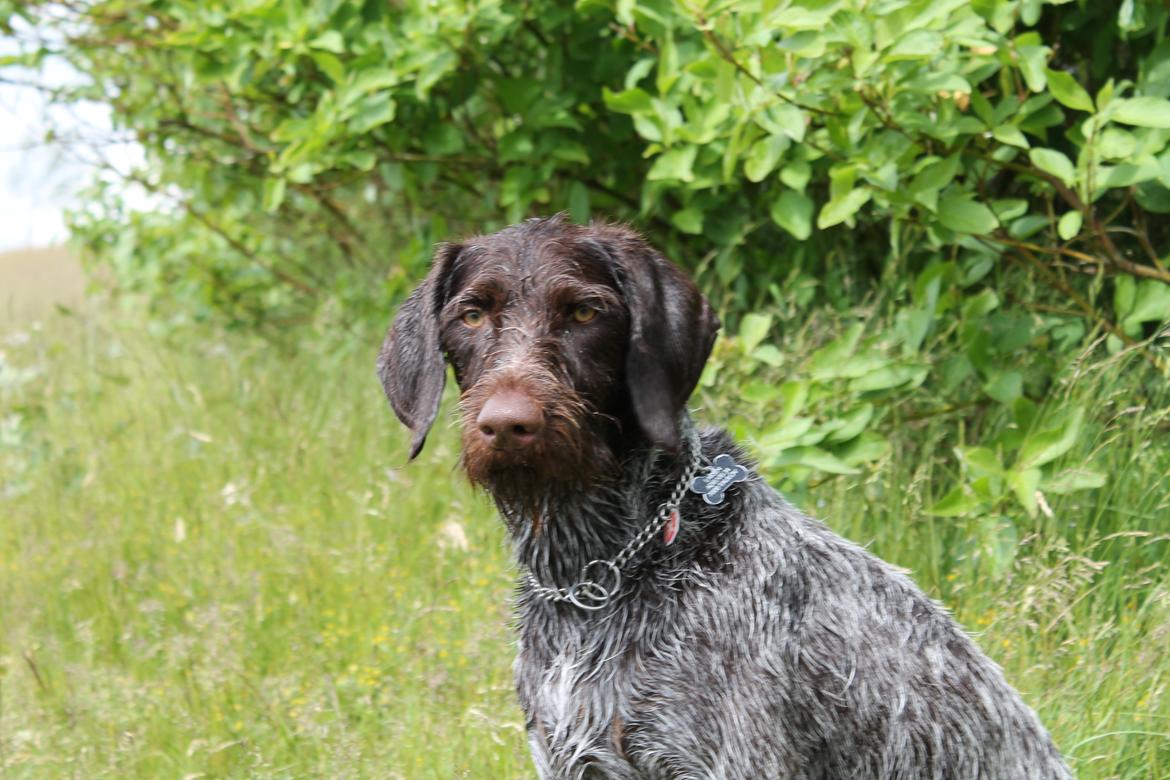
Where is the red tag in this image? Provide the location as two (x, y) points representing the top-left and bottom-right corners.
(663, 510), (680, 545)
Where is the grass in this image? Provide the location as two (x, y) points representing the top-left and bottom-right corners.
(1, 314), (528, 778)
(2, 306), (1169, 778)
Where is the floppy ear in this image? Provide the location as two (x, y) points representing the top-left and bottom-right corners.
(586, 226), (721, 451)
(376, 244), (461, 459)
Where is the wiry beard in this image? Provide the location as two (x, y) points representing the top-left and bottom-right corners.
(458, 373), (620, 529)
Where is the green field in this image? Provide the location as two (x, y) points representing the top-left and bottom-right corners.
(2, 301), (1169, 778)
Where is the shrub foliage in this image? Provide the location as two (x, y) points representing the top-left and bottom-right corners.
(4, 0), (1169, 549)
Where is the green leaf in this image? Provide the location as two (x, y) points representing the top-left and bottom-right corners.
(415, 48), (456, 97)
(886, 30), (943, 61)
(751, 344), (785, 367)
(770, 190), (814, 240)
(961, 289), (999, 319)
(938, 195), (998, 235)
(1114, 275), (1137, 317)
(1045, 68), (1094, 112)
(347, 97), (396, 134)
(909, 72), (971, 94)
(763, 104), (806, 143)
(1010, 215), (1051, 239)
(744, 135), (787, 182)
(1096, 128), (1136, 160)
(983, 370), (1022, 404)
(1029, 148), (1077, 187)
(1016, 44), (1049, 93)
(771, 446), (860, 476)
(1057, 210), (1083, 240)
(780, 160), (811, 192)
(624, 57), (656, 89)
(909, 156), (960, 197)
(807, 324), (864, 377)
(826, 404), (874, 443)
(928, 487), (982, 517)
(993, 125), (1029, 148)
(344, 150), (376, 171)
(1043, 469), (1106, 494)
(311, 51), (345, 84)
(958, 446), (1004, 476)
(779, 381), (808, 421)
(647, 146), (697, 182)
(1008, 468), (1042, 517)
(345, 68), (400, 104)
(1112, 96), (1170, 128)
(1121, 280), (1170, 330)
(424, 124), (463, 155)
(308, 30), (345, 54)
(262, 177), (286, 213)
(849, 364), (928, 392)
(742, 380), (782, 404)
(759, 417), (816, 450)
(817, 188), (871, 229)
(670, 207), (703, 234)
(602, 86), (653, 115)
(833, 432), (889, 466)
(1017, 409), (1085, 469)
(739, 312), (773, 353)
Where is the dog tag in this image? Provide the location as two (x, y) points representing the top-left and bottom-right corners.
(689, 454), (749, 505)
(663, 509), (680, 545)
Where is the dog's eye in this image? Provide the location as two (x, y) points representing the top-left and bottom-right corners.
(461, 309), (487, 328)
(571, 304), (597, 324)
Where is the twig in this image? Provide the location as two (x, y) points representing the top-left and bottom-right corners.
(995, 236), (1170, 285)
(992, 238), (1166, 371)
(1108, 225), (1169, 275)
(607, 22), (658, 55)
(697, 20), (835, 117)
(22, 650), (48, 694)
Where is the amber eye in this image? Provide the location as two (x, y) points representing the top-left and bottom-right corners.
(572, 304), (597, 323)
(461, 309), (486, 328)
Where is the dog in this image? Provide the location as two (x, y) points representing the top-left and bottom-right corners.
(378, 215), (1072, 778)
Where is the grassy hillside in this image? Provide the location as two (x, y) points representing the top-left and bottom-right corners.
(2, 310), (1168, 778)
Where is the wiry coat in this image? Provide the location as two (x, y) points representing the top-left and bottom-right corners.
(513, 432), (1070, 778)
(378, 216), (1072, 779)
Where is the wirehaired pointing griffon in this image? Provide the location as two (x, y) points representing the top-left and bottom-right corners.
(379, 215), (1071, 779)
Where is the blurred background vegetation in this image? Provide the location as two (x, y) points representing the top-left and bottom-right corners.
(2, 0), (1169, 777)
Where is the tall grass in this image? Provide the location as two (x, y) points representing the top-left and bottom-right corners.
(2, 315), (527, 778)
(2, 310), (1168, 778)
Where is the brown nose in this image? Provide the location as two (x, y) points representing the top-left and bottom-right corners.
(476, 391), (544, 449)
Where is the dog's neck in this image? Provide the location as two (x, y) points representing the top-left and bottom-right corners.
(497, 442), (658, 585)
(500, 427), (749, 592)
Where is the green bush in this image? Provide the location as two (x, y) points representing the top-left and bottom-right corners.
(4, 0), (1169, 318)
(4, 0), (1169, 522)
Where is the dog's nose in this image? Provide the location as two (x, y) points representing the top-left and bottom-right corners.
(477, 391), (544, 449)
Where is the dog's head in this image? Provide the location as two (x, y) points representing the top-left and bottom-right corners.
(378, 215), (720, 506)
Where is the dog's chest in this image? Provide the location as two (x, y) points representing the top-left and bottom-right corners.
(515, 595), (722, 779)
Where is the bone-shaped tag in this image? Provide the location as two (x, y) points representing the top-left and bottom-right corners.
(689, 454), (749, 505)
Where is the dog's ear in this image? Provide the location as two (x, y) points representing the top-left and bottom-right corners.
(377, 244), (461, 459)
(585, 226), (721, 451)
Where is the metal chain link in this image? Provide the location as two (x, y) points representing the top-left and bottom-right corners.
(523, 422), (704, 611)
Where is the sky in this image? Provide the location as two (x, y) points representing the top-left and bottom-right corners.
(0, 25), (144, 252)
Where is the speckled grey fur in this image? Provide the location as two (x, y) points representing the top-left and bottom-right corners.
(511, 429), (1072, 779)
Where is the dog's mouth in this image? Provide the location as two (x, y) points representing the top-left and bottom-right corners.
(459, 413), (620, 518)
